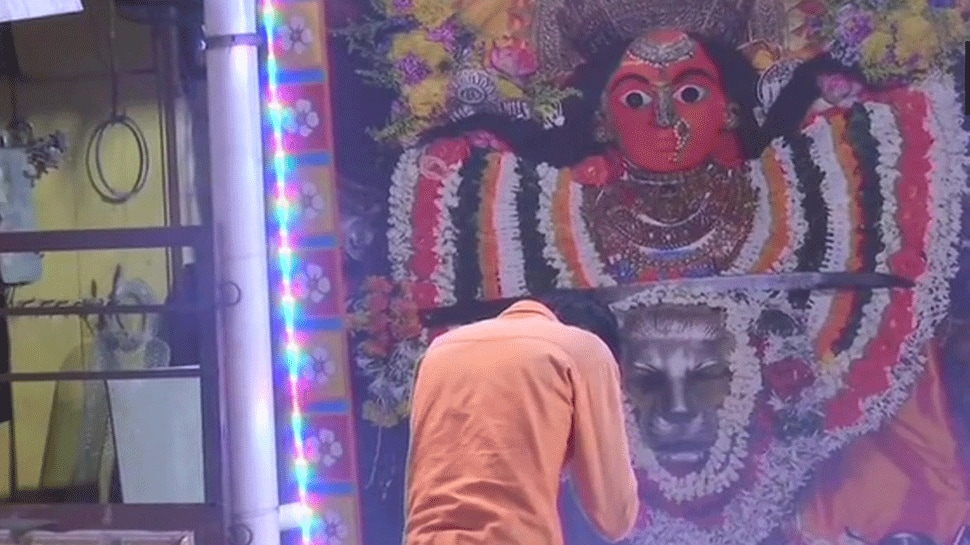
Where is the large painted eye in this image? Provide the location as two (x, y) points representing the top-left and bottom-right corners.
(675, 84), (707, 104)
(621, 90), (652, 109)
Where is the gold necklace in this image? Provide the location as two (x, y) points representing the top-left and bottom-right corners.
(582, 163), (757, 276)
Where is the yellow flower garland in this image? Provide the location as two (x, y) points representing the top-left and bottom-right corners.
(407, 75), (450, 118)
(412, 0), (456, 29)
(390, 31), (451, 70)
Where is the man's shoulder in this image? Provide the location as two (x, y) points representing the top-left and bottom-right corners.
(554, 325), (615, 368)
(428, 316), (590, 348)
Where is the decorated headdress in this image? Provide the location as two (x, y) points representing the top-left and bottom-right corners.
(533, 0), (759, 75)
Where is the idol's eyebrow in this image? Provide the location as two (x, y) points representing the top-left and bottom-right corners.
(609, 69), (714, 92)
(674, 68), (716, 82)
(609, 73), (652, 92)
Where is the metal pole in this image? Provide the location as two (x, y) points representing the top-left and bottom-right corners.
(202, 0), (281, 543)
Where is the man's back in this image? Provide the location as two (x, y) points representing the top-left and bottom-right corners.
(404, 300), (639, 545)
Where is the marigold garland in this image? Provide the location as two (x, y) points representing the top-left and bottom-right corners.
(808, 0), (969, 84)
(349, 275), (428, 427)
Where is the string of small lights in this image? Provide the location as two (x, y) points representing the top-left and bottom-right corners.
(260, 2), (314, 543)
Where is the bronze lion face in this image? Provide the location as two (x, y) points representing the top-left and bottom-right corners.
(619, 304), (733, 475)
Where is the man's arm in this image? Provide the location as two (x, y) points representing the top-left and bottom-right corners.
(568, 335), (640, 542)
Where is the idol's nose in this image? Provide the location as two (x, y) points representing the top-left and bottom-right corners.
(655, 89), (678, 128)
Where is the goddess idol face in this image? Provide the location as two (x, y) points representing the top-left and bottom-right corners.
(604, 29), (731, 173)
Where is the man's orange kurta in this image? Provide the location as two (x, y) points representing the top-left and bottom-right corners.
(404, 300), (639, 545)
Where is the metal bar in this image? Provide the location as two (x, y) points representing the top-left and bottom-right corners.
(7, 395), (16, 500)
(0, 504), (222, 543)
(194, 241), (224, 507)
(0, 302), (206, 316)
(154, 20), (185, 284)
(158, 20), (182, 234)
(12, 68), (157, 85)
(0, 367), (202, 383)
(0, 226), (209, 252)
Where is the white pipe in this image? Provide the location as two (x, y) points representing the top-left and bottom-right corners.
(203, 1), (281, 544)
(278, 502), (313, 532)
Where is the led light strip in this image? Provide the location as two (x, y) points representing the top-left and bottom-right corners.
(261, 2), (314, 544)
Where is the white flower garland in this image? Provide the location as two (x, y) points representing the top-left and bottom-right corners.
(569, 181), (617, 287)
(536, 162), (574, 288)
(612, 288), (764, 503)
(726, 162), (773, 274)
(864, 102), (903, 273)
(802, 117), (849, 364)
(771, 139), (810, 273)
(494, 154), (529, 296)
(388, 149), (421, 282)
(807, 116), (854, 273)
(915, 73), (965, 326)
(431, 164), (462, 306)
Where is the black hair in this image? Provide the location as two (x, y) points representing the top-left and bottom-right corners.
(537, 292), (621, 359)
(758, 53), (863, 144)
(422, 32), (766, 167)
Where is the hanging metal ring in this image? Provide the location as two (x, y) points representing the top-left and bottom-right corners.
(85, 113), (151, 204)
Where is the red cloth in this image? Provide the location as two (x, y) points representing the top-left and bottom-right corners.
(798, 343), (970, 543)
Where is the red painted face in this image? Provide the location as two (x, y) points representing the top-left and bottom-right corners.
(605, 29), (731, 173)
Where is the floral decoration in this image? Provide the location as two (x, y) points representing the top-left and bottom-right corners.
(335, 2), (577, 146)
(303, 345), (338, 386)
(283, 98), (321, 138)
(320, 509), (350, 544)
(280, 15), (314, 55)
(817, 72), (866, 109)
(298, 180), (326, 222)
(765, 357), (817, 403)
(348, 275), (428, 427)
(305, 427), (345, 467)
(807, 0), (969, 84)
(293, 263), (332, 304)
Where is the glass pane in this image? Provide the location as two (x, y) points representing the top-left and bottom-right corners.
(0, 377), (205, 504)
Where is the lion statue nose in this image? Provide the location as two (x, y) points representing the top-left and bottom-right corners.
(658, 410), (695, 426)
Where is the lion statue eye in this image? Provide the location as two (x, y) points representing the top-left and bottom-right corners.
(631, 367), (666, 390)
(691, 364), (730, 381)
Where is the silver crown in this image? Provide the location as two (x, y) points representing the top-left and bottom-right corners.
(532, 0), (760, 75)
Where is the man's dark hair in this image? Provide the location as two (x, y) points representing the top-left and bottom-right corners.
(537, 292), (621, 359)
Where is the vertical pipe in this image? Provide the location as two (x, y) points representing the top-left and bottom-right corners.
(152, 13), (185, 274)
(202, 0), (281, 543)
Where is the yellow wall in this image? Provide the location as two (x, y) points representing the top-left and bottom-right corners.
(0, 0), (171, 496)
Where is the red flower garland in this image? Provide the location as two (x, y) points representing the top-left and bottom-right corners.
(823, 88), (931, 430)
